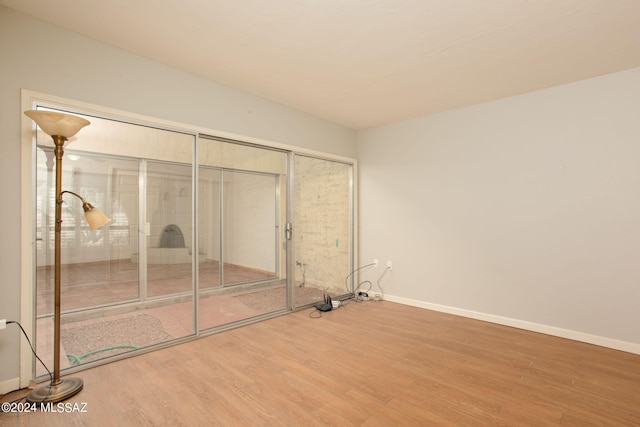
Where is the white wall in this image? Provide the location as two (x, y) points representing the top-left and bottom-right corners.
(223, 171), (277, 272)
(0, 6), (355, 390)
(357, 67), (640, 352)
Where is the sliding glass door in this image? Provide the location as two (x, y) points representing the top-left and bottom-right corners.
(29, 102), (355, 379)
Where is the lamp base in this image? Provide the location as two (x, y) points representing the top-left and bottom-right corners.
(26, 377), (83, 403)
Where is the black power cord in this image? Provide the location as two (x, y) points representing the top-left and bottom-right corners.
(7, 321), (54, 386)
(309, 262), (390, 318)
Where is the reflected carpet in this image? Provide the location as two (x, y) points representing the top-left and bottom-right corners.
(61, 314), (172, 365)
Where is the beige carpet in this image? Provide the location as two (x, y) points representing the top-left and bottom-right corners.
(61, 314), (173, 365)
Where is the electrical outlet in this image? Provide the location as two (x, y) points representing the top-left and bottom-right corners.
(387, 260), (393, 269)
(373, 259), (378, 267)
(0, 319), (6, 330)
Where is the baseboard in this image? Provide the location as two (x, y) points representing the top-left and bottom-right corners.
(384, 294), (640, 355)
(0, 377), (20, 395)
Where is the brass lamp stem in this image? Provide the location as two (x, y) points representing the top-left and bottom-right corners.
(52, 134), (67, 386)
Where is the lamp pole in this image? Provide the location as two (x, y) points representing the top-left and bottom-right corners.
(51, 134), (67, 388)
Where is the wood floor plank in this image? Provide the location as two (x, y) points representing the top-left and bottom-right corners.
(3, 300), (640, 426)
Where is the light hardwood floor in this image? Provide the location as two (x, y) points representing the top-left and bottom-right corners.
(2, 300), (640, 426)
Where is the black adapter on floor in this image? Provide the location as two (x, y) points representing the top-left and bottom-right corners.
(315, 294), (333, 312)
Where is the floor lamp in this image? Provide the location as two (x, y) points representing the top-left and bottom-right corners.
(24, 110), (111, 403)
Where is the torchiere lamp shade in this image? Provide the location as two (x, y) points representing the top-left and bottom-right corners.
(24, 110), (90, 138)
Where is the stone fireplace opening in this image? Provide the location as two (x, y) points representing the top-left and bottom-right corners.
(159, 224), (185, 248)
(132, 223), (203, 264)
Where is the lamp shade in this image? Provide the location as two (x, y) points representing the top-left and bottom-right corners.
(25, 110), (90, 138)
(84, 207), (112, 231)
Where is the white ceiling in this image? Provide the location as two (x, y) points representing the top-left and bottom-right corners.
(3, 0), (640, 130)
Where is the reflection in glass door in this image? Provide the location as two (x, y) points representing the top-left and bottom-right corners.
(197, 136), (288, 331)
(145, 161), (194, 300)
(222, 170), (278, 286)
